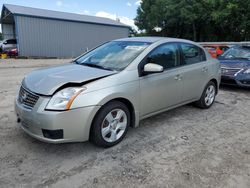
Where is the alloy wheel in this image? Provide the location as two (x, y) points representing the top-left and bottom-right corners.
(204, 85), (215, 106)
(101, 109), (127, 143)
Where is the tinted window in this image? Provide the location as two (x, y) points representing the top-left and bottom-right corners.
(181, 43), (206, 65)
(147, 43), (179, 70)
(6, 39), (16, 44)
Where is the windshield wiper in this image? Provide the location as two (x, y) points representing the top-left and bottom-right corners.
(82, 63), (114, 71)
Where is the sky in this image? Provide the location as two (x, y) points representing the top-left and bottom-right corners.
(0, 0), (142, 31)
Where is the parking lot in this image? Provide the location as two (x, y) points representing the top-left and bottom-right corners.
(0, 59), (250, 188)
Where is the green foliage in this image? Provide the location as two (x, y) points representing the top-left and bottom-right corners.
(129, 27), (137, 37)
(135, 0), (250, 41)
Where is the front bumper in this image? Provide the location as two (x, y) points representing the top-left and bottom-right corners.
(221, 74), (250, 88)
(15, 96), (100, 143)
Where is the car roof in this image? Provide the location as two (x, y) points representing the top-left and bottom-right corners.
(114, 37), (195, 44)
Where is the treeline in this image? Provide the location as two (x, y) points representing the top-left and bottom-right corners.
(134, 0), (250, 42)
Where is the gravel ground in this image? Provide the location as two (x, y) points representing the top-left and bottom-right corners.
(0, 59), (250, 188)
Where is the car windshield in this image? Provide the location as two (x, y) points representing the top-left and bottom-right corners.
(221, 47), (250, 60)
(74, 41), (150, 71)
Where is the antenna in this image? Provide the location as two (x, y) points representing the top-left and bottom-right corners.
(115, 13), (120, 22)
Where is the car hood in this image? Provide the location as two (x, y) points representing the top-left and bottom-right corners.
(22, 63), (116, 95)
(219, 59), (250, 69)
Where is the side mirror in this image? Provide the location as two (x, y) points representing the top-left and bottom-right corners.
(143, 63), (164, 74)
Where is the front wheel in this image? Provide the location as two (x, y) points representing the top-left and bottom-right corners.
(90, 101), (130, 147)
(194, 81), (216, 109)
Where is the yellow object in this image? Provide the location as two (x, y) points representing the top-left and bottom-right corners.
(1, 54), (8, 59)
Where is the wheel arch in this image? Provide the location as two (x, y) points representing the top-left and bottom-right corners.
(89, 97), (136, 140)
(209, 78), (218, 94)
(199, 78), (219, 100)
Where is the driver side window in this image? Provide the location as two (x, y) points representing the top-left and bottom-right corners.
(147, 43), (179, 70)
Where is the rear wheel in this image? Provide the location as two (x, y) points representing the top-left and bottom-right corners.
(91, 101), (130, 147)
(195, 81), (216, 109)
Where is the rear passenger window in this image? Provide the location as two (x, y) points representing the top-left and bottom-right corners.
(181, 43), (206, 65)
(7, 39), (17, 44)
(147, 43), (179, 70)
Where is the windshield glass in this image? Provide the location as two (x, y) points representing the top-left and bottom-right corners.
(221, 47), (250, 60)
(74, 41), (151, 71)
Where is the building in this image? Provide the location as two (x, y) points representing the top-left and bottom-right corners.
(0, 4), (130, 57)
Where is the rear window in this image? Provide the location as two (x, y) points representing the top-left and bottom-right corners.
(180, 43), (206, 65)
(6, 39), (17, 44)
(204, 46), (216, 51)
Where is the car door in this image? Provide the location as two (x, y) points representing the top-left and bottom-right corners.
(139, 43), (183, 117)
(178, 43), (209, 102)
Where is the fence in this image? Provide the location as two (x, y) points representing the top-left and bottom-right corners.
(199, 42), (250, 46)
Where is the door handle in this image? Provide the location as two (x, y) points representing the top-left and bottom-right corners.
(174, 74), (182, 81)
(202, 67), (208, 72)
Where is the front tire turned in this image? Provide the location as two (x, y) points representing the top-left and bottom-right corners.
(90, 101), (131, 147)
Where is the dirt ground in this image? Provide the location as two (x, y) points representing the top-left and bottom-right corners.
(0, 59), (250, 188)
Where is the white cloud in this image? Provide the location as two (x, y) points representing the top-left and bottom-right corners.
(127, 2), (132, 7)
(95, 11), (138, 31)
(56, 0), (63, 7)
(96, 11), (116, 20)
(84, 10), (90, 14)
(76, 10), (90, 15)
(79, 10), (90, 14)
(135, 0), (142, 6)
(56, 0), (72, 8)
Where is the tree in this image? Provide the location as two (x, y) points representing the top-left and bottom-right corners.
(135, 0), (250, 41)
(129, 27), (138, 37)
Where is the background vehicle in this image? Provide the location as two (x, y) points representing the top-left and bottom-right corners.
(15, 37), (220, 147)
(7, 48), (18, 57)
(0, 40), (3, 53)
(218, 45), (250, 87)
(203, 45), (229, 58)
(0, 39), (17, 52)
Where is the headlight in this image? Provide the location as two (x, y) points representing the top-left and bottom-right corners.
(243, 68), (250, 74)
(46, 87), (86, 110)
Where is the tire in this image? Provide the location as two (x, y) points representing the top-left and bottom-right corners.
(194, 81), (216, 109)
(90, 101), (131, 147)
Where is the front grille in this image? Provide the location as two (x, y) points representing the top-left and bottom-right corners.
(18, 86), (39, 108)
(221, 67), (242, 76)
(239, 80), (250, 85)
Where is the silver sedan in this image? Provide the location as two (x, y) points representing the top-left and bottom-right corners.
(15, 37), (221, 147)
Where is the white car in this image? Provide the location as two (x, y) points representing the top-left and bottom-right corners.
(0, 39), (17, 52)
